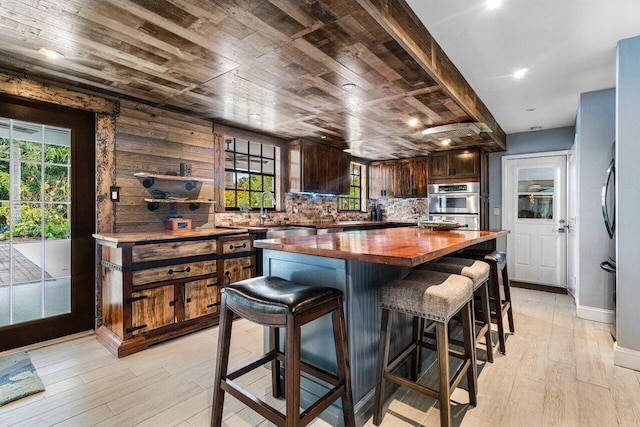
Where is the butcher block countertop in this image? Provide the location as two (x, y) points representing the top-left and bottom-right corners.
(93, 228), (248, 246)
(254, 227), (509, 267)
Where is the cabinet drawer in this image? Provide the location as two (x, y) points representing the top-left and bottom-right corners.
(132, 239), (216, 263)
(222, 256), (254, 285)
(132, 260), (217, 286)
(220, 238), (252, 255)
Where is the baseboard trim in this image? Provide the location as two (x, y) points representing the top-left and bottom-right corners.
(614, 342), (640, 371)
(577, 305), (615, 324)
(510, 281), (568, 294)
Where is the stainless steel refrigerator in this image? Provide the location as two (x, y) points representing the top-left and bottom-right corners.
(600, 141), (616, 339)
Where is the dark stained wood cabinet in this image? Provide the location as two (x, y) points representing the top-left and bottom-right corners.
(94, 230), (255, 357)
(289, 139), (351, 195)
(369, 157), (427, 198)
(428, 148), (481, 182)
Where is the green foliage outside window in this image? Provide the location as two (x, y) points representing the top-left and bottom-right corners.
(339, 163), (363, 211)
(0, 137), (70, 240)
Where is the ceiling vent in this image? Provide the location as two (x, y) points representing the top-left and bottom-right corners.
(418, 122), (490, 140)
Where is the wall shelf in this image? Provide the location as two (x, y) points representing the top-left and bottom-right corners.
(134, 172), (214, 190)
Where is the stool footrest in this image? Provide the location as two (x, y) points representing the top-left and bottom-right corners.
(221, 378), (285, 425)
(227, 351), (276, 381)
(300, 383), (346, 426)
(300, 359), (340, 386)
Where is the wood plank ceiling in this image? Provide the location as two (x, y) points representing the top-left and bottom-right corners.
(0, 0), (506, 160)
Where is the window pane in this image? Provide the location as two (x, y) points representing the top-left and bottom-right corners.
(0, 160), (9, 200)
(224, 151), (234, 170)
(16, 140), (42, 162)
(12, 281), (43, 323)
(225, 190), (237, 208)
(235, 139), (248, 154)
(45, 165), (70, 202)
(13, 203), (42, 241)
(0, 137), (9, 160)
(224, 172), (236, 189)
(20, 164), (42, 202)
(263, 159), (275, 175)
(250, 192), (261, 208)
(44, 203), (70, 240)
(249, 175), (262, 191)
(518, 195), (553, 219)
(237, 173), (250, 190)
(263, 145), (275, 159)
(44, 277), (70, 317)
(44, 144), (71, 164)
(13, 121), (42, 145)
(236, 154), (249, 172)
(249, 142), (261, 156)
(237, 191), (249, 209)
(249, 156), (261, 173)
(0, 201), (8, 235)
(263, 175), (274, 192)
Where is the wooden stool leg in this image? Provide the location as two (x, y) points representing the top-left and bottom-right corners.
(411, 316), (420, 381)
(332, 302), (355, 427)
(211, 295), (234, 427)
(285, 313), (302, 427)
(270, 327), (282, 398)
(373, 308), (392, 425)
(480, 282), (494, 363)
(436, 322), (451, 427)
(491, 263), (507, 354)
(461, 301), (478, 406)
(502, 265), (516, 333)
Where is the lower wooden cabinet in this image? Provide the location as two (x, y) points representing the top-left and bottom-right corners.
(184, 277), (220, 320)
(130, 285), (176, 336)
(94, 231), (255, 357)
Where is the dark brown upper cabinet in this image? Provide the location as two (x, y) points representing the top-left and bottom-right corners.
(428, 149), (481, 182)
(369, 157), (428, 199)
(289, 140), (351, 195)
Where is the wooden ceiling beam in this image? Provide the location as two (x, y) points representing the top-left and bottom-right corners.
(356, 0), (507, 150)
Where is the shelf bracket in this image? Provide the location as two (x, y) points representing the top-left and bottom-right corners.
(142, 177), (155, 188)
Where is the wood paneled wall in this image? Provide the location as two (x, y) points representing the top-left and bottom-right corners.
(114, 101), (215, 233)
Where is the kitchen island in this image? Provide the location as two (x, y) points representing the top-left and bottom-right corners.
(254, 227), (508, 425)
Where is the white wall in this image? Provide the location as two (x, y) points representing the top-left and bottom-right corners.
(575, 88), (615, 318)
(614, 35), (640, 370)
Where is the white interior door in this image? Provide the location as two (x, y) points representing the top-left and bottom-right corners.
(503, 154), (567, 288)
(567, 143), (579, 300)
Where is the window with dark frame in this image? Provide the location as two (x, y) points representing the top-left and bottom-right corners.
(224, 136), (277, 211)
(339, 162), (362, 212)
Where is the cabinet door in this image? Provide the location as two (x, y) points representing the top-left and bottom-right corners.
(412, 157), (428, 196)
(429, 152), (450, 179)
(330, 150), (351, 195)
(451, 149), (480, 179)
(130, 285), (175, 336)
(395, 159), (413, 197)
(184, 277), (220, 320)
(222, 256), (254, 286)
(302, 141), (326, 193)
(382, 161), (396, 197)
(369, 162), (383, 198)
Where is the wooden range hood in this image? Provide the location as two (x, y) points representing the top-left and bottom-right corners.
(0, 0), (505, 159)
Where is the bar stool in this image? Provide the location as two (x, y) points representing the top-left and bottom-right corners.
(422, 257), (493, 363)
(211, 276), (355, 427)
(458, 250), (515, 354)
(374, 270), (477, 427)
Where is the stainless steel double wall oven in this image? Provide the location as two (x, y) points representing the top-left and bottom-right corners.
(428, 182), (480, 230)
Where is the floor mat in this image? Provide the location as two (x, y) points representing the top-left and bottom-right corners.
(0, 352), (45, 406)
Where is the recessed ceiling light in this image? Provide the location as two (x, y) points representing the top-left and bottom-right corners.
(486, 0), (503, 9)
(320, 135), (327, 139)
(513, 68), (529, 79)
(530, 126), (543, 131)
(249, 113), (260, 118)
(408, 118), (419, 127)
(342, 83), (356, 91)
(441, 138), (452, 145)
(38, 48), (64, 60)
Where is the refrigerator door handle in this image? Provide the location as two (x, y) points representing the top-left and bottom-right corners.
(602, 159), (615, 239)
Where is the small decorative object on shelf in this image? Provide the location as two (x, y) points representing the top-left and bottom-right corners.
(164, 217), (192, 231)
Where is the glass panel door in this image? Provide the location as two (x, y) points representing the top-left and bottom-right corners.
(0, 118), (71, 327)
(516, 166), (555, 220)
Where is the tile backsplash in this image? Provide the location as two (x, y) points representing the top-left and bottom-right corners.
(368, 198), (429, 222)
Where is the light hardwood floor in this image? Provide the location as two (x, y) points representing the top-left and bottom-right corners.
(1, 288), (639, 426)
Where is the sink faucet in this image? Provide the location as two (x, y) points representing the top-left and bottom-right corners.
(260, 191), (275, 225)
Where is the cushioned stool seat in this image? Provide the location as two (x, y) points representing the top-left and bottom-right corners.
(374, 270), (477, 427)
(422, 257), (494, 363)
(211, 276), (355, 427)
